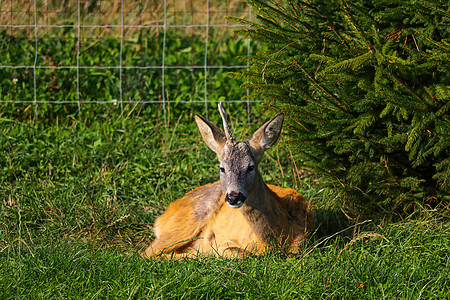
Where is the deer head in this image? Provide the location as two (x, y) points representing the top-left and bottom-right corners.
(195, 103), (284, 208)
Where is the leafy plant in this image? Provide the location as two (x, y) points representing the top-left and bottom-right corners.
(232, 0), (450, 215)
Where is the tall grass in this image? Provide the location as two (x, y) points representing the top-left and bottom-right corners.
(1, 0), (251, 37)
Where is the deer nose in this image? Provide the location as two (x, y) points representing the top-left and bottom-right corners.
(225, 191), (246, 208)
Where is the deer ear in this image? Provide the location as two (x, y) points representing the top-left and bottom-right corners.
(249, 113), (284, 154)
(195, 114), (227, 155)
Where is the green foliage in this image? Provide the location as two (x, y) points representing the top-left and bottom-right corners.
(232, 0), (450, 214)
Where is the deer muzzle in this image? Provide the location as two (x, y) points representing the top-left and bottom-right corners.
(225, 191), (246, 208)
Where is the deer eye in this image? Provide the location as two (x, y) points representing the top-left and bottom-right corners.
(220, 167), (225, 173)
(247, 165), (255, 172)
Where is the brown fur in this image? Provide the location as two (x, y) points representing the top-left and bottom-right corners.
(143, 181), (313, 259)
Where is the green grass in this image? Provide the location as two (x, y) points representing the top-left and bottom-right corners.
(1, 104), (450, 299)
(2, 219), (449, 299)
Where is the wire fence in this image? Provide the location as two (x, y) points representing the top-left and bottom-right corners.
(0, 0), (259, 117)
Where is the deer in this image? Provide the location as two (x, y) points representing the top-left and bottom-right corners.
(142, 103), (314, 259)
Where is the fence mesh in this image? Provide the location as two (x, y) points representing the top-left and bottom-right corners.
(0, 0), (258, 117)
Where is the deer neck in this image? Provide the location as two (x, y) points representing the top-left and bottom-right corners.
(238, 171), (288, 245)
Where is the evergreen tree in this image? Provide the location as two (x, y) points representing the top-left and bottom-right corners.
(231, 0), (449, 214)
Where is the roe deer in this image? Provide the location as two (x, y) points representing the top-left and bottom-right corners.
(143, 103), (313, 259)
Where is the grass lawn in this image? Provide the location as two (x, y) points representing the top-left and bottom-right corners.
(1, 104), (449, 299)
